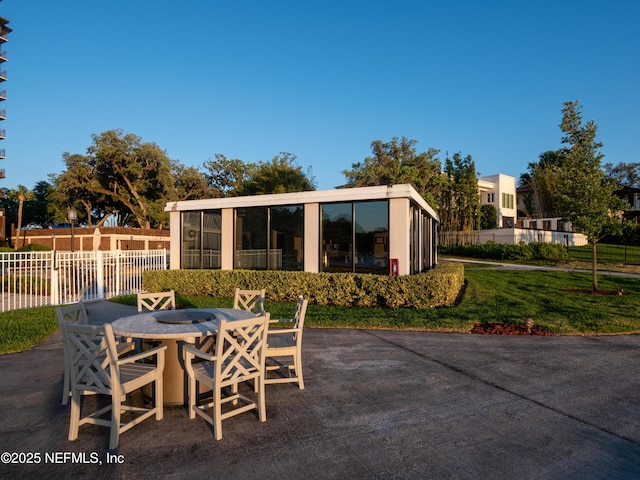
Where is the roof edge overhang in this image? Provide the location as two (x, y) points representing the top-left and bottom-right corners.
(165, 184), (439, 222)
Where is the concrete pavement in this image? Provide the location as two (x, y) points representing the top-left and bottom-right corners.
(1, 301), (640, 479)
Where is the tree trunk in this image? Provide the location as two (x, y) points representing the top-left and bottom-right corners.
(592, 241), (598, 291)
(15, 194), (24, 250)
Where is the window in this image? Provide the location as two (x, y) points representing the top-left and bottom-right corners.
(271, 205), (304, 270)
(234, 205), (304, 270)
(181, 210), (221, 269)
(501, 193), (514, 210)
(355, 201), (389, 274)
(321, 203), (352, 273)
(321, 201), (389, 274)
(235, 207), (268, 269)
(487, 192), (494, 203)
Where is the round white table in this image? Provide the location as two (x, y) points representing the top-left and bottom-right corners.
(112, 308), (257, 405)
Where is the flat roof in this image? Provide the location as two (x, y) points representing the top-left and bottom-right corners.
(165, 184), (439, 221)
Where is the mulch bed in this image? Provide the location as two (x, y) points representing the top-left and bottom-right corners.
(470, 322), (555, 336)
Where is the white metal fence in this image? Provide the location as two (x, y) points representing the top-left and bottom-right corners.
(0, 249), (167, 312)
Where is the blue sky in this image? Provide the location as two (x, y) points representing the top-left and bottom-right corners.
(1, 0), (638, 192)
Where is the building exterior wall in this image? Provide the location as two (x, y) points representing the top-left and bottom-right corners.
(389, 197), (410, 275)
(165, 184), (439, 275)
(13, 226), (170, 251)
(478, 174), (517, 227)
(441, 228), (588, 247)
(304, 203), (320, 272)
(221, 208), (234, 270)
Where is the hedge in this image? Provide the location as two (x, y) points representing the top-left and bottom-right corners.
(438, 241), (569, 261)
(142, 262), (464, 309)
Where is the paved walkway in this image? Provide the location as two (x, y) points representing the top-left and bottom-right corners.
(1, 301), (640, 479)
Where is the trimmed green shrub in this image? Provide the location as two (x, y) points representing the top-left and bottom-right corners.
(439, 241), (568, 261)
(142, 262), (465, 309)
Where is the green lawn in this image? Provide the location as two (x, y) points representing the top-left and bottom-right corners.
(2, 266), (639, 354)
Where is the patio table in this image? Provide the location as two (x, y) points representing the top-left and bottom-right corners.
(112, 308), (257, 405)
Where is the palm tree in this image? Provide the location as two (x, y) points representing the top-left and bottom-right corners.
(8, 185), (33, 249)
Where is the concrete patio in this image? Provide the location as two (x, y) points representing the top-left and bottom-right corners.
(1, 300), (639, 479)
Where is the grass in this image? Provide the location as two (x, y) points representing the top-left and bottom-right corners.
(2, 265), (639, 354)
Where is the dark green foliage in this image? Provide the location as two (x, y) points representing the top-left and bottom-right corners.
(439, 242), (569, 261)
(17, 243), (51, 252)
(142, 263), (465, 309)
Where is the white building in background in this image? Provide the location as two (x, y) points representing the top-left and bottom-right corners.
(478, 174), (517, 228)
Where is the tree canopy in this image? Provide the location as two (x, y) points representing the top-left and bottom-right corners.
(552, 100), (627, 290)
(341, 136), (444, 208)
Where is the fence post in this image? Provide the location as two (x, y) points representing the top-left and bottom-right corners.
(50, 268), (59, 305)
(115, 249), (121, 297)
(96, 251), (105, 300)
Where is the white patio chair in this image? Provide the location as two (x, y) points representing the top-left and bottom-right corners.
(56, 303), (134, 405)
(182, 314), (269, 440)
(137, 290), (176, 312)
(60, 321), (166, 450)
(233, 288), (266, 316)
(264, 296), (308, 389)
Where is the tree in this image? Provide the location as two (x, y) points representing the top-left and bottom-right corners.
(438, 153), (480, 244)
(480, 204), (497, 230)
(8, 185), (34, 249)
(52, 153), (103, 226)
(203, 152), (315, 197)
(553, 100), (627, 291)
(237, 153), (316, 195)
(172, 162), (219, 200)
(24, 181), (55, 227)
(202, 154), (249, 197)
(519, 150), (565, 218)
(604, 162), (640, 189)
(341, 137), (443, 208)
(90, 130), (176, 228)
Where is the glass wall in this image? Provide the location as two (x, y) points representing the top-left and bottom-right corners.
(410, 203), (436, 274)
(235, 207), (268, 269)
(321, 201), (389, 274)
(355, 201), (388, 274)
(235, 205), (304, 270)
(271, 205), (304, 270)
(321, 203), (353, 273)
(181, 210), (221, 269)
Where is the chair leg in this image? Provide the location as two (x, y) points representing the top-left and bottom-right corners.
(68, 391), (81, 441)
(295, 351), (305, 390)
(213, 388), (223, 440)
(62, 370), (70, 405)
(257, 377), (266, 422)
(155, 375), (164, 420)
(110, 392), (122, 450)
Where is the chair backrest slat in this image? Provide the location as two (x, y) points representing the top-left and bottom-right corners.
(233, 288), (266, 315)
(216, 315), (268, 386)
(56, 302), (89, 326)
(138, 290), (176, 312)
(60, 322), (119, 392)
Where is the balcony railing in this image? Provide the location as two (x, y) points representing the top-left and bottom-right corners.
(0, 129), (5, 139)
(0, 50), (6, 62)
(0, 110), (5, 120)
(0, 90), (5, 100)
(0, 71), (5, 81)
(0, 169), (4, 178)
(0, 148), (5, 159)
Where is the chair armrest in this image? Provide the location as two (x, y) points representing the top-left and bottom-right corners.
(267, 327), (300, 335)
(269, 318), (293, 324)
(116, 341), (136, 355)
(182, 343), (217, 362)
(117, 345), (167, 366)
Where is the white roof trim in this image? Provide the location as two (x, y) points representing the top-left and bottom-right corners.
(165, 184), (439, 221)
